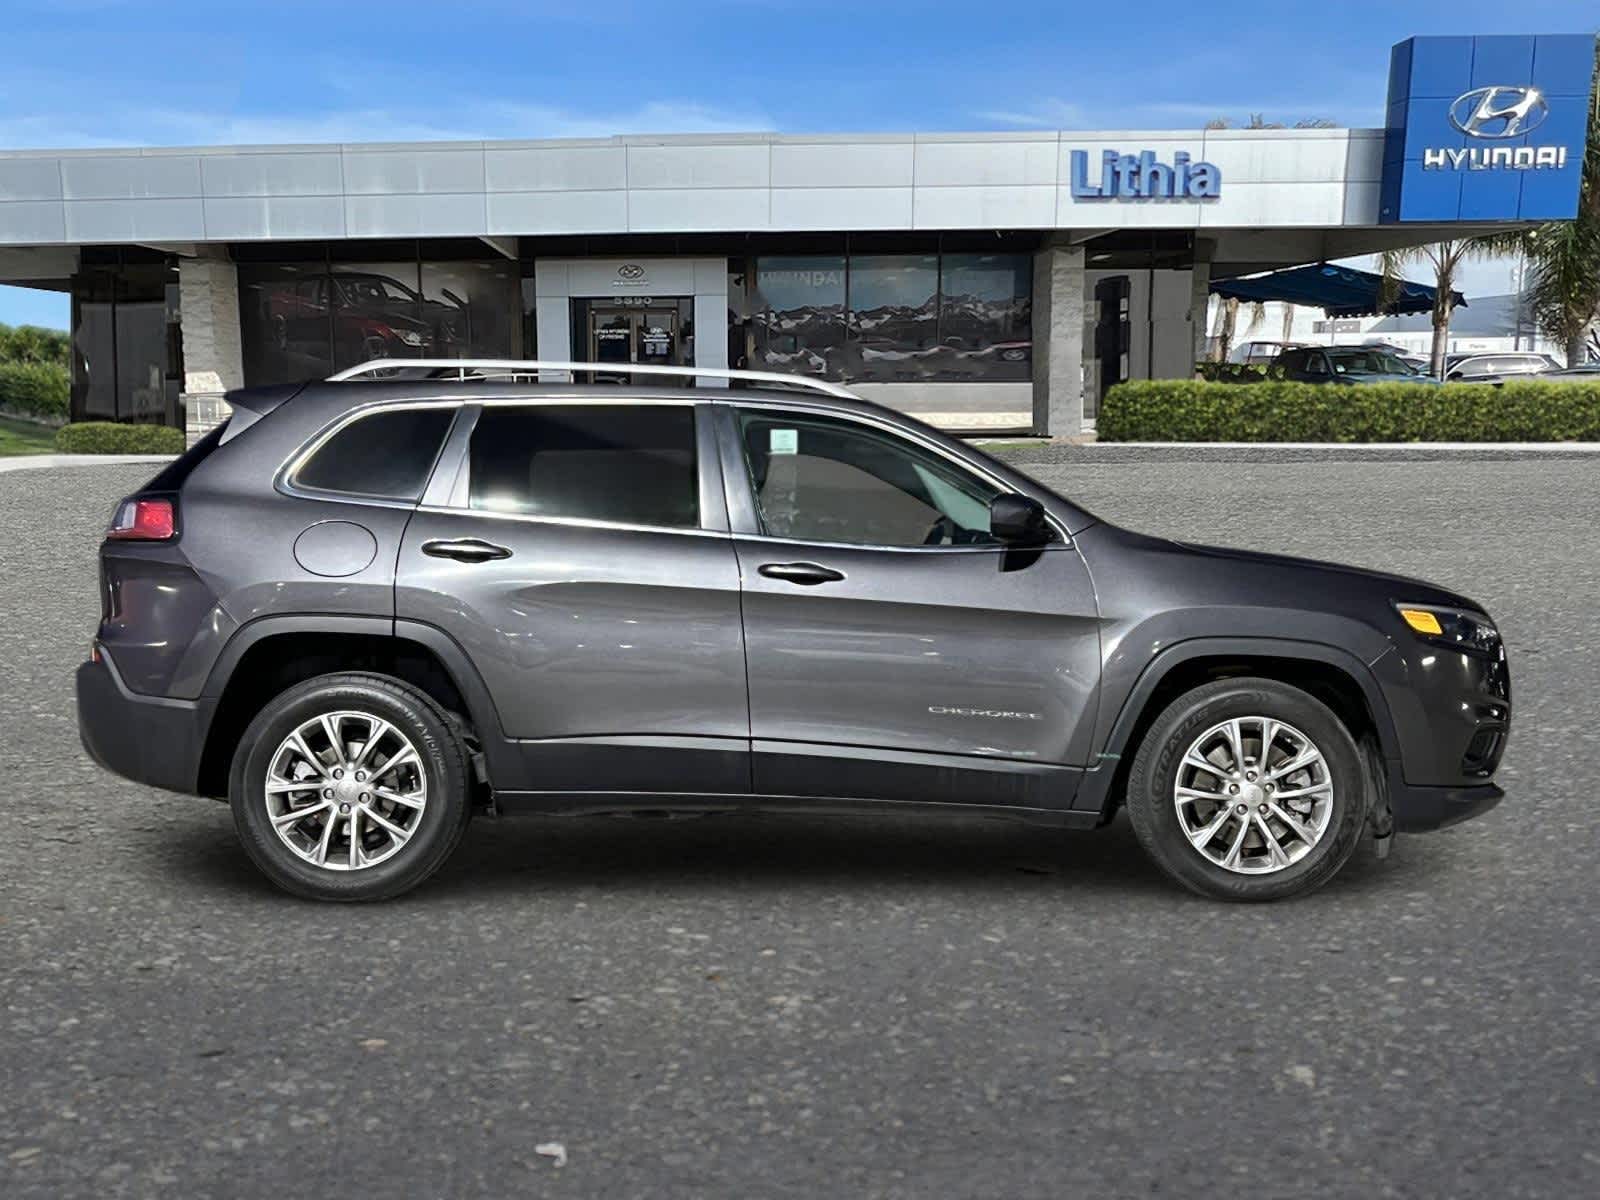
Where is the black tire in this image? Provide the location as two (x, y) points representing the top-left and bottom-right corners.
(1125, 677), (1369, 901)
(228, 672), (472, 902)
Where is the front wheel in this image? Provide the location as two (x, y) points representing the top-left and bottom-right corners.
(1124, 677), (1369, 901)
(228, 673), (472, 901)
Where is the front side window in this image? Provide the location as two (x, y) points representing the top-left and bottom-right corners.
(467, 404), (698, 528)
(737, 409), (1006, 547)
(293, 405), (455, 500)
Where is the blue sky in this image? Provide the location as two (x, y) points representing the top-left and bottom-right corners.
(3, 0), (1597, 328)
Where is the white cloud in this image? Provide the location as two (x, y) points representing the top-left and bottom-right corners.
(970, 98), (1090, 129)
(0, 97), (773, 150)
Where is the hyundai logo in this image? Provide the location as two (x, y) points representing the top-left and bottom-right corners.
(1448, 86), (1549, 139)
(616, 263), (646, 280)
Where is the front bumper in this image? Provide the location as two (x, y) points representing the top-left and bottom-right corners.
(1388, 778), (1504, 832)
(77, 652), (211, 795)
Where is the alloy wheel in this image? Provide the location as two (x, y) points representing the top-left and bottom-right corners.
(1173, 715), (1334, 875)
(263, 711), (428, 871)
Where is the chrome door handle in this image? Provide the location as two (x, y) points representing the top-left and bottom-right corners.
(421, 537), (512, 563)
(758, 561), (845, 585)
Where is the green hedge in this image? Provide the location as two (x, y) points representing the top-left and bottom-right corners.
(1099, 379), (1600, 442)
(0, 361), (70, 423)
(55, 422), (185, 455)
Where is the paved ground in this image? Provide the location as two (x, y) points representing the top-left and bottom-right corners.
(3, 455), (1597, 1198)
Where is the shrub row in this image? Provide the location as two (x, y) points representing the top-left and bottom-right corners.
(1099, 379), (1600, 442)
(55, 422), (185, 455)
(0, 361), (70, 423)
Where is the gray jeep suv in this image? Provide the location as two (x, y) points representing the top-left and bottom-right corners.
(77, 365), (1510, 902)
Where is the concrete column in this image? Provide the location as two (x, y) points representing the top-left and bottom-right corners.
(178, 256), (243, 444)
(1031, 240), (1085, 437)
(1189, 239), (1215, 367)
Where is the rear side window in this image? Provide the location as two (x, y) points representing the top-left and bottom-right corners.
(467, 404), (698, 528)
(294, 406), (455, 500)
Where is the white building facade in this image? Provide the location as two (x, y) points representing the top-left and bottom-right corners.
(0, 35), (1591, 438)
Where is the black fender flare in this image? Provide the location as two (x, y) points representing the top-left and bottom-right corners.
(1073, 636), (1401, 818)
(198, 614), (514, 782)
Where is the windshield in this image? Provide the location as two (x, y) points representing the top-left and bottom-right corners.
(1327, 349), (1413, 375)
(333, 275), (419, 307)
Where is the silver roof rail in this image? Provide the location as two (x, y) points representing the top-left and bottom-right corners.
(326, 358), (860, 400)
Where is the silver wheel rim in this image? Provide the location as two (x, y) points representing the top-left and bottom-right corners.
(263, 711), (428, 872)
(1173, 715), (1334, 875)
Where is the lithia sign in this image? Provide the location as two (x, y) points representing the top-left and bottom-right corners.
(1068, 149), (1222, 200)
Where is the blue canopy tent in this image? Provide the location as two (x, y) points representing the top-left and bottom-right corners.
(1210, 263), (1465, 318)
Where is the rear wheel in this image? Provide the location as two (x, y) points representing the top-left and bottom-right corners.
(1125, 677), (1369, 901)
(228, 672), (471, 901)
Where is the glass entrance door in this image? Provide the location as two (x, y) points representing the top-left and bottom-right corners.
(585, 305), (683, 383)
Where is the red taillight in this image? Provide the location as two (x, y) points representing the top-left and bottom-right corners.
(107, 497), (176, 541)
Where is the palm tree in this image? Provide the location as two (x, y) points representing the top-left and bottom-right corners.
(1209, 296), (1239, 362)
(1378, 240), (1502, 378)
(1500, 39), (1600, 366)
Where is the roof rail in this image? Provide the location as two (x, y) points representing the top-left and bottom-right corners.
(326, 358), (860, 399)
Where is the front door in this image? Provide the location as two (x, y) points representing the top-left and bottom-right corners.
(396, 400), (749, 797)
(718, 403), (1103, 810)
(587, 306), (682, 382)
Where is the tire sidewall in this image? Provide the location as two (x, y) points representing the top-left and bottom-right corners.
(229, 675), (466, 901)
(1127, 680), (1369, 901)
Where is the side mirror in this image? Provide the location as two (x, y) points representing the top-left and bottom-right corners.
(990, 494), (1050, 544)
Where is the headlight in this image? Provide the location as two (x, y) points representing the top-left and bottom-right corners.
(397, 329), (425, 347)
(1395, 603), (1500, 657)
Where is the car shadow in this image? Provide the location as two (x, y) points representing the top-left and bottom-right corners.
(159, 805), (1444, 904)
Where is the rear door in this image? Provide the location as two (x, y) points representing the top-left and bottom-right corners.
(395, 398), (750, 797)
(717, 402), (1102, 811)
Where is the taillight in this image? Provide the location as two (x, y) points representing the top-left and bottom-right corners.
(107, 497), (176, 541)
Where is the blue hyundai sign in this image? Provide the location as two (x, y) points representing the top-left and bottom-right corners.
(1380, 35), (1596, 223)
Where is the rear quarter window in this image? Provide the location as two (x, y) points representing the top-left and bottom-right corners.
(291, 406), (456, 500)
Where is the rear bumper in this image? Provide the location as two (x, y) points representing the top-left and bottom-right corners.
(1388, 779), (1504, 832)
(77, 653), (211, 795)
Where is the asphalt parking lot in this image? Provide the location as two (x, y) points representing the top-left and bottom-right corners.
(3, 452), (1598, 1198)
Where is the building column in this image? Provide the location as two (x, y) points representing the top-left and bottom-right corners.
(1031, 240), (1085, 437)
(1189, 239), (1215, 366)
(178, 256), (243, 444)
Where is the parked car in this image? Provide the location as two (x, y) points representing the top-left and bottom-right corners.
(1228, 339), (1304, 366)
(1534, 363), (1600, 381)
(1274, 346), (1429, 383)
(1353, 340), (1430, 372)
(77, 363), (1509, 903)
(1444, 352), (1560, 383)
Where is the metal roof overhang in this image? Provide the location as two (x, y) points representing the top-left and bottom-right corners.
(1209, 262), (1466, 318)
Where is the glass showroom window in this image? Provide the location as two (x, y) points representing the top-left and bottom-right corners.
(751, 250), (1030, 385)
(845, 254), (939, 383)
(240, 264), (336, 384)
(753, 256), (846, 378)
(937, 254), (1031, 382)
(240, 251), (522, 386)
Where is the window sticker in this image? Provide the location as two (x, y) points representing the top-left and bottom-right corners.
(769, 428), (798, 456)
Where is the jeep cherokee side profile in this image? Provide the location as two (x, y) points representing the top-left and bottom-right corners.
(77, 362), (1510, 902)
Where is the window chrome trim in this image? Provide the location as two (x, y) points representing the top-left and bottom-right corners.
(277, 399), (465, 508)
(717, 396), (1071, 548)
(277, 394), (702, 512)
(413, 503), (728, 539)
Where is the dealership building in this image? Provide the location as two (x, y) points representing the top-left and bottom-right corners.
(0, 34), (1592, 440)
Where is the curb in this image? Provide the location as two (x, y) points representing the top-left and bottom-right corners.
(0, 454), (176, 475)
